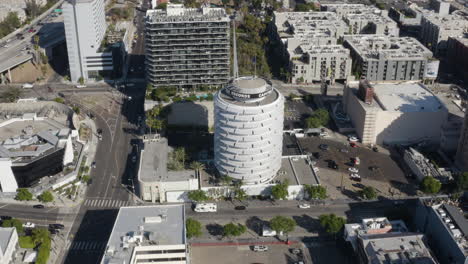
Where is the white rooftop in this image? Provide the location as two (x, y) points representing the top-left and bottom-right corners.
(373, 83), (444, 112)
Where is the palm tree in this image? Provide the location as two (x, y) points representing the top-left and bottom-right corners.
(190, 161), (205, 178)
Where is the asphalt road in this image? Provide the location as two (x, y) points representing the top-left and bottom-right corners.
(127, 0), (148, 79)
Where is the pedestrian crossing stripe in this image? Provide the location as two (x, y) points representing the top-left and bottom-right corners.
(83, 199), (130, 208)
(69, 241), (107, 251)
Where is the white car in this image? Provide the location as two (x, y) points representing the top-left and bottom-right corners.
(298, 203), (311, 209)
(253, 245), (269, 252)
(313, 167), (319, 173)
(348, 136), (358, 142)
(76, 85), (86, 88)
(350, 173), (361, 179)
(319, 132), (329, 138)
(23, 222), (35, 228)
(348, 167), (359, 173)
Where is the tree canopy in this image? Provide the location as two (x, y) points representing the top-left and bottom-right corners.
(360, 186), (377, 200)
(38, 191), (54, 203)
(420, 176), (441, 194)
(2, 218), (23, 234)
(456, 172), (468, 191)
(186, 218), (203, 238)
(271, 180), (289, 200)
(15, 188), (33, 201)
(270, 216), (296, 235)
(188, 190), (209, 202)
(0, 12), (21, 38)
(319, 214), (346, 235)
(305, 108), (329, 128)
(2, 86), (23, 103)
(223, 223), (246, 237)
(305, 185), (327, 200)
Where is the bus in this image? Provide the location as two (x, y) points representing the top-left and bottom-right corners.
(194, 203), (217, 213)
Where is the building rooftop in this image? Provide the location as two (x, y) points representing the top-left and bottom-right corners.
(138, 137), (168, 183)
(218, 77), (281, 106)
(404, 147), (453, 183)
(433, 204), (468, 256)
(0, 227), (15, 257)
(360, 233), (437, 264)
(372, 82), (444, 113)
(344, 35), (433, 61)
(423, 10), (468, 30)
(146, 4), (229, 23)
(102, 205), (186, 264)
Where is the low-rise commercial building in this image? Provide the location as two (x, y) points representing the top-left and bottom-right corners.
(145, 4), (230, 88)
(344, 35), (434, 81)
(344, 217), (436, 264)
(420, 10), (468, 55)
(343, 80), (448, 145)
(289, 44), (352, 84)
(101, 205), (188, 264)
(403, 147), (453, 183)
(137, 136), (198, 203)
(0, 227), (18, 264)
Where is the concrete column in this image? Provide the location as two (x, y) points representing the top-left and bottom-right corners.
(7, 68), (12, 83)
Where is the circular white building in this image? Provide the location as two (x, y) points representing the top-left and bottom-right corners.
(214, 76), (284, 184)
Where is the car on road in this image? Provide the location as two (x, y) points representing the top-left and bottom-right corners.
(49, 229), (60, 235)
(252, 245), (268, 252)
(328, 160), (338, 170)
(49, 224), (65, 229)
(319, 132), (329, 138)
(91, 161), (96, 168)
(28, 28), (36, 33)
(76, 85), (87, 88)
(234, 206), (246, 210)
(340, 148), (349, 153)
(23, 222), (35, 228)
(33, 204), (44, 209)
(348, 136), (358, 142)
(348, 167), (359, 173)
(319, 144), (329, 151)
(298, 203), (310, 209)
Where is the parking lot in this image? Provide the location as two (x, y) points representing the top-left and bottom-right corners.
(297, 137), (416, 199)
(284, 99), (314, 130)
(191, 243), (310, 264)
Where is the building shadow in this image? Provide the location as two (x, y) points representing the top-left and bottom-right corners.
(292, 214), (322, 233)
(245, 216), (269, 235)
(63, 209), (119, 264)
(205, 223), (223, 238)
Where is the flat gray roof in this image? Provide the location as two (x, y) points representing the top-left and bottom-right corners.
(139, 138), (168, 183)
(0, 227), (15, 254)
(102, 205), (186, 264)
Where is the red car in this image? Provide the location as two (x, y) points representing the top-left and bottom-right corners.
(28, 28), (36, 33)
(350, 142), (358, 148)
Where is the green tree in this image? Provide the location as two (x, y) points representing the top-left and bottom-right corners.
(360, 186), (377, 200)
(72, 106), (80, 114)
(25, 0), (40, 18)
(188, 190), (209, 202)
(31, 228), (50, 245)
(81, 175), (91, 184)
(305, 116), (322, 128)
(35, 238), (51, 264)
(270, 216), (296, 236)
(53, 97), (64, 104)
(15, 188), (33, 201)
(314, 108), (330, 125)
(295, 3), (310, 11)
(234, 187), (247, 201)
(78, 77), (84, 85)
(37, 191), (54, 203)
(456, 172), (468, 191)
(2, 86), (23, 102)
(305, 185), (327, 200)
(186, 218), (203, 238)
(190, 161), (205, 172)
(223, 223), (246, 237)
(2, 218), (23, 234)
(319, 214), (346, 235)
(420, 176), (441, 194)
(271, 180), (289, 200)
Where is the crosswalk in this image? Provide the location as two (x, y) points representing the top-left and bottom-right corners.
(83, 199), (130, 208)
(68, 241), (107, 252)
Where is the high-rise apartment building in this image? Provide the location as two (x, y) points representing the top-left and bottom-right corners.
(214, 77), (284, 185)
(145, 4), (230, 88)
(344, 35), (434, 81)
(456, 111), (468, 171)
(63, 0), (112, 82)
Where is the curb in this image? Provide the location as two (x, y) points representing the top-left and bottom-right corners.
(190, 240), (299, 247)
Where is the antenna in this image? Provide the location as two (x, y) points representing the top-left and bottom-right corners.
(232, 16), (239, 79)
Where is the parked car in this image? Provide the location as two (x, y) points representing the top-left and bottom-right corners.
(252, 245), (268, 252)
(33, 204), (44, 209)
(28, 28), (36, 33)
(131, 156), (137, 163)
(350, 142), (358, 148)
(350, 174), (361, 182)
(91, 161), (96, 168)
(319, 144), (329, 151)
(298, 203), (310, 209)
(340, 148), (349, 153)
(23, 222), (35, 228)
(0, 216), (12, 220)
(348, 136), (358, 142)
(49, 229), (60, 235)
(234, 206), (246, 210)
(313, 152), (321, 159)
(348, 167), (359, 173)
(49, 224), (65, 229)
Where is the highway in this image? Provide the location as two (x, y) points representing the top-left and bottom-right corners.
(0, 11), (65, 74)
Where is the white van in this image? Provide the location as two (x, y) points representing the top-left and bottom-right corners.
(194, 203), (217, 212)
(262, 225), (282, 237)
(22, 83), (33, 89)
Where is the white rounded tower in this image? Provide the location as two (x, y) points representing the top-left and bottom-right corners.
(214, 76), (284, 184)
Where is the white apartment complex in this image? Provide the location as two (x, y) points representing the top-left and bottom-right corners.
(290, 45), (352, 84)
(214, 77), (284, 185)
(344, 35), (434, 81)
(420, 10), (468, 55)
(63, 0), (112, 82)
(0, 227), (18, 264)
(101, 205), (188, 264)
(145, 4), (230, 88)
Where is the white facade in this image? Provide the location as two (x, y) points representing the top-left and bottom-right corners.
(343, 81), (448, 145)
(0, 159), (18, 193)
(0, 227), (18, 264)
(214, 77), (284, 184)
(63, 0), (112, 82)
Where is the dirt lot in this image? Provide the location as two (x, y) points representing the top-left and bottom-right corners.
(297, 137), (417, 200)
(191, 243), (310, 264)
